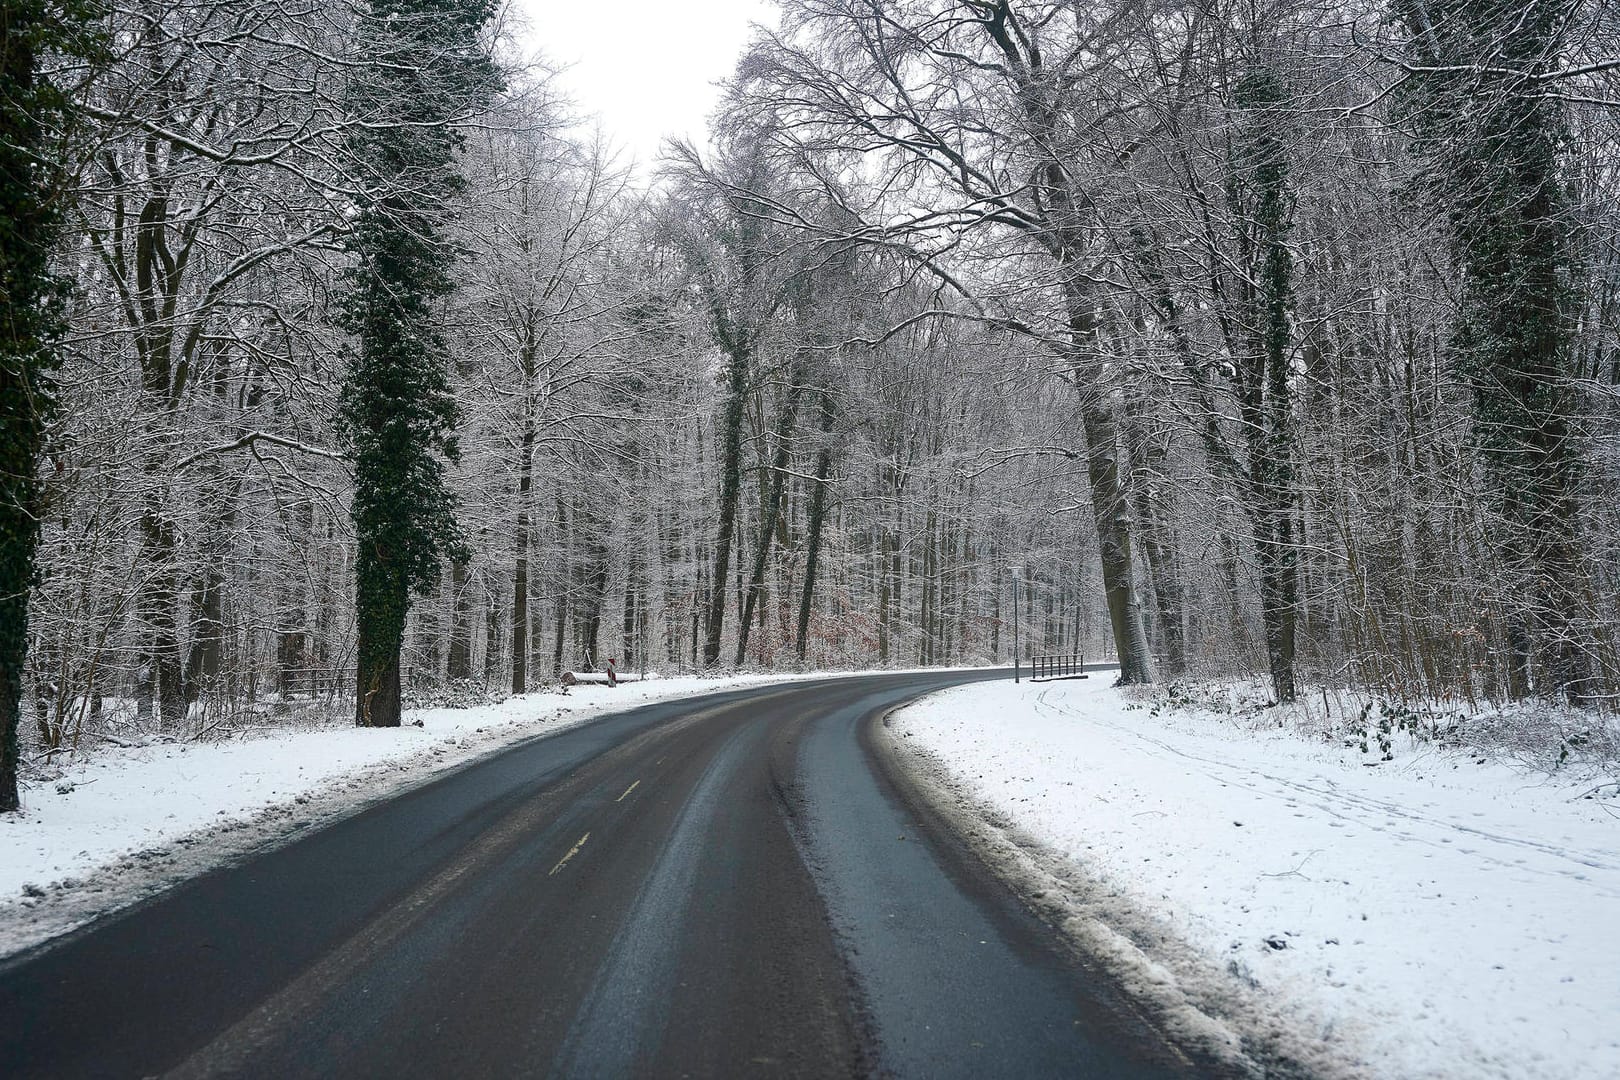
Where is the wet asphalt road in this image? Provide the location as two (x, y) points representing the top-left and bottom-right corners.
(0, 670), (1207, 1078)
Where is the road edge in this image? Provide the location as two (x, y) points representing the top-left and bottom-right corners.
(869, 693), (1363, 1080)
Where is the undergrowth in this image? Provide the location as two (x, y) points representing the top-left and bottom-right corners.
(1130, 677), (1620, 781)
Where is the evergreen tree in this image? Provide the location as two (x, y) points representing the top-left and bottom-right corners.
(0, 0), (94, 810)
(340, 0), (500, 727)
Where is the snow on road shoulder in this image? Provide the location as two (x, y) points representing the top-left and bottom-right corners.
(887, 677), (1620, 1080)
(0, 671), (845, 959)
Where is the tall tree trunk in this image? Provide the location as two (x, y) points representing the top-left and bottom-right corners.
(1064, 287), (1153, 684)
(354, 564), (405, 728)
(920, 509), (937, 666)
(737, 374), (803, 664)
(552, 495), (568, 674)
(1398, 0), (1588, 698)
(576, 555), (608, 671)
(511, 399), (534, 694)
(344, 0), (497, 726)
(184, 565), (225, 701)
(184, 470), (243, 703)
(447, 558), (473, 680)
(552, 590), (567, 675)
(622, 556), (639, 672)
(1233, 64), (1300, 704)
(139, 486), (187, 729)
(483, 583), (502, 688)
(704, 345), (749, 665)
(796, 391), (836, 660)
(977, 12), (1154, 685)
(573, 500), (609, 670)
(276, 497), (315, 700)
(1124, 392), (1186, 677)
(877, 527), (892, 663)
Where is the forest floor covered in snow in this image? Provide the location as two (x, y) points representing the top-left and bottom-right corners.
(887, 676), (1620, 1080)
(0, 670), (867, 959)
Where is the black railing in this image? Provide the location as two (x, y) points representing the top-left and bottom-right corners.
(1029, 653), (1087, 681)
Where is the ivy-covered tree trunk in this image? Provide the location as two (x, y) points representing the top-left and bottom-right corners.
(1231, 63), (1300, 705)
(1397, 0), (1587, 699)
(340, 0), (499, 727)
(0, 0), (87, 810)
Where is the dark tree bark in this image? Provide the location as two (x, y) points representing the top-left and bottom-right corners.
(575, 553), (608, 670)
(950, 8), (1155, 685)
(920, 508), (937, 666)
(566, 494), (610, 671)
(703, 343), (749, 665)
(796, 391), (836, 660)
(184, 565), (225, 699)
(511, 391), (534, 694)
(276, 630), (304, 699)
(447, 558), (473, 680)
(621, 556), (639, 672)
(877, 527), (893, 664)
(137, 494), (187, 727)
(736, 370), (803, 664)
(184, 466), (243, 704)
(1062, 289), (1154, 685)
(1124, 389), (1186, 678)
(552, 495), (568, 674)
(483, 585), (501, 688)
(1229, 64), (1300, 704)
(275, 497), (315, 700)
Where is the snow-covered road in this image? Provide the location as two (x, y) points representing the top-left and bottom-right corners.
(889, 677), (1620, 1080)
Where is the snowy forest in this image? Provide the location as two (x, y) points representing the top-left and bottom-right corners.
(5, 0), (1620, 804)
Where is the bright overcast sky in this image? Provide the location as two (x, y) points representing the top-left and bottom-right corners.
(511, 0), (777, 176)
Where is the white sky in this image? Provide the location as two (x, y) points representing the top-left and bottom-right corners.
(511, 0), (776, 177)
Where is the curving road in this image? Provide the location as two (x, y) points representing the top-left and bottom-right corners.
(1, 670), (1213, 1078)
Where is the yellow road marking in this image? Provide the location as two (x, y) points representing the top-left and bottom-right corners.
(548, 832), (590, 877)
(616, 780), (641, 803)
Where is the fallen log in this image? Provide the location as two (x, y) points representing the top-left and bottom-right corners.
(559, 670), (648, 687)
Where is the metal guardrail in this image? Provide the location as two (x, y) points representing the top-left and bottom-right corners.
(1029, 653), (1087, 681)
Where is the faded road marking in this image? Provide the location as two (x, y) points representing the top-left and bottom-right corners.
(616, 780), (641, 802)
(552, 726), (759, 1077)
(549, 832), (590, 877)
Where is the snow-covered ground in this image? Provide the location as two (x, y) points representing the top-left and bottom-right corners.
(887, 676), (1620, 1080)
(0, 670), (888, 958)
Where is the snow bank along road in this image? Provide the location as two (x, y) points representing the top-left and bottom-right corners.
(892, 678), (1620, 1080)
(0, 671), (1223, 1079)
